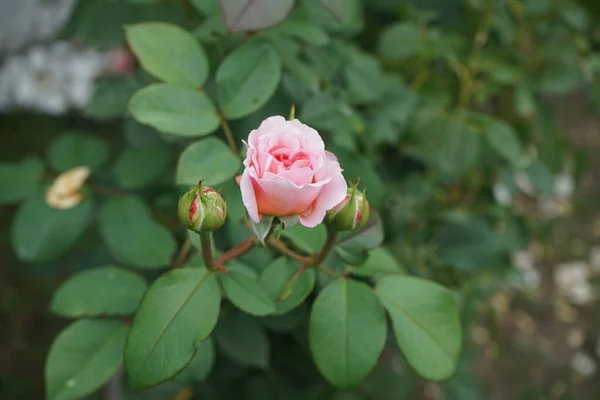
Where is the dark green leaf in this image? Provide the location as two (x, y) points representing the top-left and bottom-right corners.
(129, 83), (220, 137)
(215, 313), (270, 368)
(48, 133), (110, 172)
(125, 268), (221, 388)
(84, 77), (141, 120)
(46, 319), (128, 400)
(126, 23), (209, 86)
(216, 40), (282, 119)
(113, 145), (170, 189)
(376, 276), (461, 381)
(351, 248), (404, 278)
(51, 266), (147, 317)
(378, 22), (422, 61)
(0, 158), (44, 204)
(11, 191), (92, 262)
(99, 196), (176, 268)
(281, 223), (327, 254)
(484, 121), (523, 168)
(176, 137), (241, 187)
(309, 279), (387, 388)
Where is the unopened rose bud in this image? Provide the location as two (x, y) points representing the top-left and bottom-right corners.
(177, 182), (227, 233)
(327, 184), (370, 231)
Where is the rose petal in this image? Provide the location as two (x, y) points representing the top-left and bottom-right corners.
(251, 170), (321, 217)
(240, 168), (260, 222)
(299, 160), (347, 228)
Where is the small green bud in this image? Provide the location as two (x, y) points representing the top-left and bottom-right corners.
(327, 184), (370, 231)
(177, 182), (227, 233)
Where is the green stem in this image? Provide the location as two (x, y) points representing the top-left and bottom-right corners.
(310, 227), (338, 266)
(199, 232), (227, 273)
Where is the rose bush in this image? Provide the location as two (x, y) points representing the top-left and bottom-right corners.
(239, 115), (347, 227)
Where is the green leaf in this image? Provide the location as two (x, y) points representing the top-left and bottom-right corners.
(175, 337), (215, 382)
(125, 268), (221, 388)
(46, 319), (128, 400)
(362, 364), (417, 400)
(126, 23), (209, 86)
(216, 40), (282, 120)
(215, 313), (270, 368)
(434, 218), (500, 272)
(281, 223), (327, 254)
(344, 51), (383, 104)
(11, 191), (92, 262)
(113, 145), (170, 189)
(484, 121), (523, 168)
(378, 22), (422, 61)
(48, 133), (110, 172)
(309, 279), (387, 388)
(84, 77), (141, 119)
(277, 20), (330, 46)
(176, 137), (241, 187)
(220, 0), (295, 32)
(351, 248), (404, 278)
(129, 83), (220, 137)
(376, 276), (461, 381)
(0, 158), (44, 204)
(51, 266), (147, 317)
(99, 196), (176, 268)
(525, 160), (555, 195)
(335, 213), (385, 266)
(220, 271), (276, 316)
(259, 257), (315, 314)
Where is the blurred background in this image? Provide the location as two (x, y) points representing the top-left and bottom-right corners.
(2, 0), (600, 399)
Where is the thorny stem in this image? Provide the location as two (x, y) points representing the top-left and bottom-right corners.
(214, 236), (256, 266)
(199, 232), (228, 273)
(218, 112), (239, 155)
(171, 236), (192, 270)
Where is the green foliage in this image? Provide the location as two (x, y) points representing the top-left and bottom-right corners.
(4, 0), (594, 397)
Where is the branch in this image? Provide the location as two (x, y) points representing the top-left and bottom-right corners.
(214, 236), (256, 266)
(266, 236), (309, 264)
(218, 112), (239, 155)
(171, 236), (192, 270)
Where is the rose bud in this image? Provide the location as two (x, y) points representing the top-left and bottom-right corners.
(327, 185), (370, 231)
(177, 182), (227, 233)
(238, 116), (347, 228)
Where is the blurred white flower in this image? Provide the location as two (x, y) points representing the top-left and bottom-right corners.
(554, 262), (594, 305)
(554, 172), (574, 198)
(493, 182), (512, 206)
(571, 352), (597, 377)
(514, 249), (535, 271)
(0, 41), (108, 114)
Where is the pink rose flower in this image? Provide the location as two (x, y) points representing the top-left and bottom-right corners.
(239, 116), (347, 228)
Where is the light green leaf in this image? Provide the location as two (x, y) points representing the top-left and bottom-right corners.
(46, 319), (128, 400)
(113, 145), (170, 189)
(344, 52), (383, 104)
(281, 223), (326, 254)
(129, 83), (220, 137)
(277, 20), (330, 46)
(215, 313), (269, 368)
(99, 196), (176, 268)
(351, 248), (404, 278)
(175, 337), (215, 382)
(126, 23), (209, 86)
(376, 276), (461, 381)
(484, 121), (523, 168)
(309, 279), (387, 388)
(259, 257), (315, 314)
(48, 133), (110, 172)
(220, 0), (295, 32)
(220, 271), (276, 316)
(216, 40), (282, 119)
(125, 268), (221, 388)
(176, 137), (241, 187)
(11, 191), (92, 262)
(0, 158), (44, 204)
(51, 266), (147, 317)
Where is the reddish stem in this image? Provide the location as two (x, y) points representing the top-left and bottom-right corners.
(214, 236), (256, 266)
